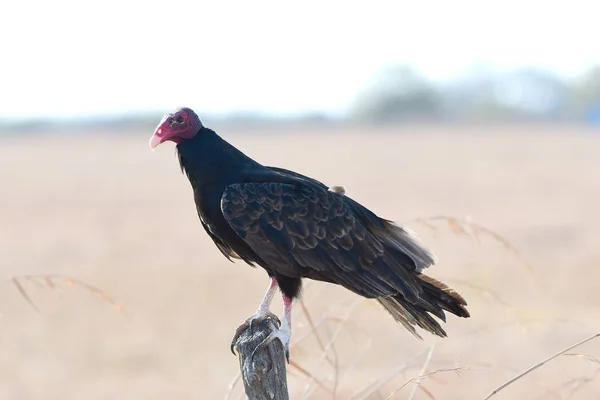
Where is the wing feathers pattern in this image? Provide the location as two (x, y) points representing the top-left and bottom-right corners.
(220, 181), (469, 338)
(221, 182), (424, 300)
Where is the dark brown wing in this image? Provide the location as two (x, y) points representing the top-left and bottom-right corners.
(220, 182), (431, 301)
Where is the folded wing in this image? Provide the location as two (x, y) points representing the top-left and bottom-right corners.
(220, 182), (431, 302)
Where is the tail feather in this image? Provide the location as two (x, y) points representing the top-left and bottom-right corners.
(419, 274), (470, 318)
(377, 274), (470, 339)
(380, 221), (438, 272)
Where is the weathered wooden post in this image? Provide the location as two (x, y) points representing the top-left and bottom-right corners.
(231, 316), (290, 400)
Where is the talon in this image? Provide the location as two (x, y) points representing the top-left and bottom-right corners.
(230, 336), (240, 355)
(229, 280), (292, 363)
(230, 320), (252, 355)
(249, 326), (291, 364)
(267, 311), (281, 327)
(230, 311), (282, 357)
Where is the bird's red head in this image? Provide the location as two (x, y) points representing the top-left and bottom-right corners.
(149, 107), (203, 149)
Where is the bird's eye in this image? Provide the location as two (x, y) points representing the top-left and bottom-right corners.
(176, 116), (184, 123)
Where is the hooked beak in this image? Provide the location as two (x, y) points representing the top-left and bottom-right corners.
(149, 130), (163, 150)
(149, 116), (169, 150)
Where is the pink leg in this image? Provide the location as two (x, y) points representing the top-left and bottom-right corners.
(251, 292), (293, 362)
(231, 277), (281, 354)
(281, 294), (292, 338)
(256, 276), (278, 315)
(278, 294), (293, 360)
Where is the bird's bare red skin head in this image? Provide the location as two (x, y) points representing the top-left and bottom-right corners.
(149, 107), (203, 149)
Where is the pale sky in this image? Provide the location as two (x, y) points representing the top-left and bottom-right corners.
(1, 0), (598, 120)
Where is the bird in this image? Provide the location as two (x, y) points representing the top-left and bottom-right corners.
(149, 107), (470, 361)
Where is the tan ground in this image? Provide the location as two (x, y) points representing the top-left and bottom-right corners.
(0, 124), (599, 399)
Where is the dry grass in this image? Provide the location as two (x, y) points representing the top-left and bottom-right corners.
(483, 331), (600, 400)
(8, 274), (126, 316)
(1, 124), (599, 399)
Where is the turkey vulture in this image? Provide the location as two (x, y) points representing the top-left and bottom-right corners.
(149, 107), (470, 361)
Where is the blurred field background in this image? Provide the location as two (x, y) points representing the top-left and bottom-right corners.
(2, 1), (600, 399)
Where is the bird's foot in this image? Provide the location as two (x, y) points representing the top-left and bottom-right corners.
(250, 323), (291, 364)
(230, 310), (281, 355)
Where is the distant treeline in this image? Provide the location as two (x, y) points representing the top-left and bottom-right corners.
(3, 64), (600, 132)
(348, 64), (600, 124)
